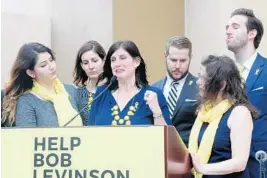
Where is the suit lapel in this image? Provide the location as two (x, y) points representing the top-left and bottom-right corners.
(160, 78), (167, 90)
(245, 54), (264, 91)
(171, 73), (195, 120)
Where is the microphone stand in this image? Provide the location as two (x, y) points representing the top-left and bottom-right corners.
(259, 160), (266, 178)
(63, 76), (117, 127)
(256, 150), (267, 178)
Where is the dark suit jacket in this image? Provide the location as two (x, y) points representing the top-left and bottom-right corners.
(153, 73), (198, 146)
(246, 54), (267, 178)
(1, 89), (6, 127)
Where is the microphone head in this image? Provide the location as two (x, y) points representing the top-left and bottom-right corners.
(110, 75), (117, 83)
(255, 150), (267, 162)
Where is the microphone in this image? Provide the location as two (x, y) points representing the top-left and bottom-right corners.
(63, 76), (117, 127)
(256, 150), (267, 163)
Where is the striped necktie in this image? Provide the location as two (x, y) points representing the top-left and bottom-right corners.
(167, 81), (179, 118)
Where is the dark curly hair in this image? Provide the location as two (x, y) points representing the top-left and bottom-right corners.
(200, 55), (258, 119)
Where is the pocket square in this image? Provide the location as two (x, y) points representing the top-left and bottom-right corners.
(185, 99), (197, 102)
(251, 87), (264, 91)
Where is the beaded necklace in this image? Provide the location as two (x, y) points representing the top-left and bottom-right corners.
(111, 90), (139, 126)
(86, 79), (96, 111)
(88, 92), (94, 111)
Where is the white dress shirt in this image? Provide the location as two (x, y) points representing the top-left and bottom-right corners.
(240, 52), (258, 81)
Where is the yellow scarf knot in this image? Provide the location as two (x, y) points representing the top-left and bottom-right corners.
(31, 79), (83, 127)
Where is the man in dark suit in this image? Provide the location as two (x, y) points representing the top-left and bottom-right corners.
(226, 8), (267, 178)
(153, 36), (198, 147)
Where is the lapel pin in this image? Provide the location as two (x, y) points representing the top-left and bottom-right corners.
(135, 102), (139, 108)
(255, 69), (260, 75)
(189, 80), (193, 86)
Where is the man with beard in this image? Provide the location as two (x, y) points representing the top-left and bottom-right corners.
(153, 36), (198, 147)
(226, 8), (267, 178)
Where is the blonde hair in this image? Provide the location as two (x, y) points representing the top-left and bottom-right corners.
(165, 36), (192, 56)
(2, 84), (25, 126)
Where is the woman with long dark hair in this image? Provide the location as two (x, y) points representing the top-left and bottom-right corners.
(88, 40), (171, 126)
(73, 40), (106, 125)
(1, 42), (82, 127)
(189, 55), (257, 178)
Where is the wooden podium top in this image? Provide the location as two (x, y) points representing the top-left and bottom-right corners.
(165, 126), (192, 178)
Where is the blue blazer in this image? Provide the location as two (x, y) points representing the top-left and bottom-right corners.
(88, 85), (172, 126)
(246, 53), (267, 178)
(153, 73), (198, 146)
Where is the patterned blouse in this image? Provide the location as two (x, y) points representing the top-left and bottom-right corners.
(76, 86), (94, 125)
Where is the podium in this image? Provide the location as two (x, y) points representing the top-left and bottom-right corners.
(1, 126), (192, 178)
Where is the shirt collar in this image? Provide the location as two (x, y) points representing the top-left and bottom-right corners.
(166, 72), (188, 87)
(243, 52), (258, 71)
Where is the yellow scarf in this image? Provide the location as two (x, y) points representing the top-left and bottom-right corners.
(188, 99), (232, 178)
(31, 79), (83, 127)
